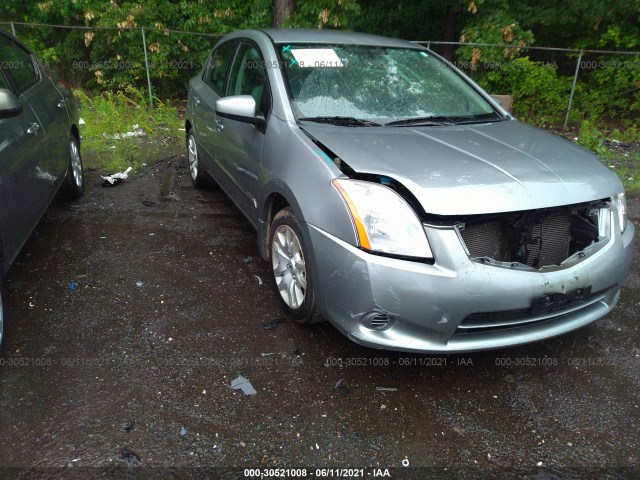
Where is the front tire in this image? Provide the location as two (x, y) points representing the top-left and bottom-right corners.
(270, 207), (322, 325)
(187, 129), (208, 188)
(62, 134), (84, 199)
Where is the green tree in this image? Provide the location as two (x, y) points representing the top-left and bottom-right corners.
(285, 0), (360, 29)
(456, 0), (534, 70)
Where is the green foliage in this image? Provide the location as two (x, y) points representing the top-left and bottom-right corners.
(599, 148), (640, 195)
(570, 26), (640, 123)
(354, 0), (453, 41)
(576, 120), (607, 155)
(480, 57), (572, 125)
(609, 165), (640, 194)
(74, 87), (182, 173)
(610, 126), (640, 144)
(79, 1), (271, 96)
(3, 0), (272, 97)
(509, 0), (640, 53)
(597, 25), (640, 50)
(571, 120), (640, 194)
(457, 0), (534, 69)
(2, 0), (638, 130)
(286, 0), (360, 29)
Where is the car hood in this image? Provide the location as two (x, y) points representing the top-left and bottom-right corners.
(302, 120), (622, 216)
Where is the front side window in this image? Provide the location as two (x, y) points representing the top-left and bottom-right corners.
(205, 40), (237, 95)
(227, 43), (268, 114)
(0, 71), (9, 89)
(0, 35), (38, 94)
(278, 44), (500, 125)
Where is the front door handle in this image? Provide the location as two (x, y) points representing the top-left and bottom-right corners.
(27, 123), (40, 135)
(194, 96), (201, 106)
(214, 118), (224, 132)
(57, 99), (66, 108)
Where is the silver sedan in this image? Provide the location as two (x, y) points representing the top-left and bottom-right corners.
(185, 29), (634, 353)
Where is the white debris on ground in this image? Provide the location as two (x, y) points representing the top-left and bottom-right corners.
(103, 124), (145, 140)
(101, 167), (133, 185)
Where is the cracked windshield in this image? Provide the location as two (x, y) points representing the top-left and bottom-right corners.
(279, 44), (500, 125)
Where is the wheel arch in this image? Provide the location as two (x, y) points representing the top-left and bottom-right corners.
(185, 119), (193, 141)
(261, 190), (291, 261)
(70, 124), (80, 145)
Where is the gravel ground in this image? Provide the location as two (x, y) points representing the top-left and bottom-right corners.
(0, 156), (638, 479)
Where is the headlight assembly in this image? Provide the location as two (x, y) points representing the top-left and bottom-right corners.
(613, 193), (627, 232)
(332, 178), (433, 259)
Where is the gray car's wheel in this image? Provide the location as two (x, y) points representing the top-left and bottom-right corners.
(270, 207), (322, 325)
(61, 134), (84, 199)
(187, 129), (208, 188)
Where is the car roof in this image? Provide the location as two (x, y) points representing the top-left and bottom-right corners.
(259, 29), (420, 49)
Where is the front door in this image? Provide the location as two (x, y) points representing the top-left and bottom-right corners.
(215, 41), (270, 225)
(0, 36), (52, 263)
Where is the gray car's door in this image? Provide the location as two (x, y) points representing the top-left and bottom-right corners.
(23, 61), (69, 183)
(0, 68), (48, 264)
(215, 41), (270, 225)
(190, 40), (237, 175)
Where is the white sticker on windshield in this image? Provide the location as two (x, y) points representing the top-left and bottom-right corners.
(291, 48), (344, 68)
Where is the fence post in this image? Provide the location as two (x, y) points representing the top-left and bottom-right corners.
(140, 27), (154, 108)
(564, 50), (583, 131)
(10, 22), (16, 37)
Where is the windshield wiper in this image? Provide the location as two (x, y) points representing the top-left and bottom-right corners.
(384, 116), (456, 127)
(299, 116), (381, 127)
(385, 114), (502, 127)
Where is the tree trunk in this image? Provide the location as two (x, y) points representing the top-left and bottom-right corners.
(441, 1), (458, 60)
(274, 0), (296, 27)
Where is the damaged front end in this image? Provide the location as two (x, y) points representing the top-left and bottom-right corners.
(454, 199), (609, 270)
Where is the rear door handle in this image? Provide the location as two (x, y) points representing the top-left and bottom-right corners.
(27, 123), (40, 135)
(194, 96), (201, 106)
(57, 99), (66, 108)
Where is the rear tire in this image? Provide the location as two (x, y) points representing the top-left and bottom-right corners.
(61, 134), (84, 199)
(187, 129), (208, 188)
(269, 207), (322, 325)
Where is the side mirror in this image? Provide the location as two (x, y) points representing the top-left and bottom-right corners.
(216, 95), (265, 127)
(0, 89), (22, 119)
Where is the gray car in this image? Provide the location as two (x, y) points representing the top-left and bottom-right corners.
(186, 29), (634, 353)
(0, 30), (84, 347)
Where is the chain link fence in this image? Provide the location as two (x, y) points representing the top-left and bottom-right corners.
(420, 41), (640, 130)
(2, 21), (639, 129)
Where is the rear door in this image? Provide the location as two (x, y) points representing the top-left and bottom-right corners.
(190, 40), (238, 176)
(0, 39), (49, 264)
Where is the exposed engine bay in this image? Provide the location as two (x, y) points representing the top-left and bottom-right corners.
(457, 200), (604, 268)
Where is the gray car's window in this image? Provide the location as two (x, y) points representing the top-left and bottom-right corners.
(278, 44), (498, 124)
(227, 43), (268, 113)
(205, 41), (237, 95)
(0, 71), (9, 89)
(0, 35), (38, 94)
